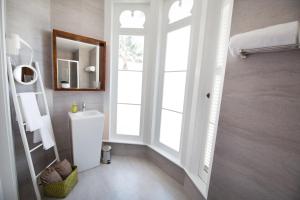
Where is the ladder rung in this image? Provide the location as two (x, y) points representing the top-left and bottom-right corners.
(35, 158), (57, 178)
(30, 143), (43, 153)
(17, 92), (43, 97)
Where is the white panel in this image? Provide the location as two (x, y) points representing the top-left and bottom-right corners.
(159, 109), (182, 151)
(165, 26), (191, 71)
(117, 104), (141, 136)
(70, 112), (104, 172)
(0, 179), (3, 200)
(117, 71), (143, 104)
(162, 72), (186, 112)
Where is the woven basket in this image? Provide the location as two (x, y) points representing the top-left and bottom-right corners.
(43, 166), (78, 198)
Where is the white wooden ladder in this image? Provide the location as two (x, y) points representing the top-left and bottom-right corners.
(7, 58), (60, 200)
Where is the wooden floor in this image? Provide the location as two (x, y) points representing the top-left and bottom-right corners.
(45, 156), (190, 200)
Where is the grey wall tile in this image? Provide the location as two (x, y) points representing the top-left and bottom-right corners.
(51, 0), (107, 162)
(6, 0), (52, 199)
(208, 1), (300, 200)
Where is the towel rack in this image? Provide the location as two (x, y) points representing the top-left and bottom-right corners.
(7, 58), (60, 200)
(240, 43), (300, 59)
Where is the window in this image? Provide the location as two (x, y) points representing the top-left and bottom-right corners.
(168, 0), (193, 24)
(119, 10), (146, 28)
(200, 2), (232, 181)
(156, 0), (193, 153)
(111, 4), (148, 140)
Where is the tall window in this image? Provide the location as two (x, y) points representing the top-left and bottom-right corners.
(157, 0), (194, 153)
(111, 4), (148, 140)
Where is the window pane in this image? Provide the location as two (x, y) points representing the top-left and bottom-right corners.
(168, 0), (193, 24)
(165, 26), (191, 71)
(119, 35), (144, 71)
(117, 104), (141, 136)
(162, 72), (186, 112)
(118, 71), (142, 104)
(159, 109), (182, 151)
(119, 10), (146, 28)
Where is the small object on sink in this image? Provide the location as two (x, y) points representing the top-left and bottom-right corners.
(71, 102), (78, 113)
(40, 167), (63, 184)
(61, 81), (70, 88)
(101, 145), (111, 164)
(81, 102), (86, 111)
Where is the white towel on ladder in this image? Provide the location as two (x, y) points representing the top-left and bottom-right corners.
(19, 93), (43, 131)
(34, 115), (55, 150)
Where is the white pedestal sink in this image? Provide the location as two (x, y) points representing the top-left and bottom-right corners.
(69, 110), (104, 172)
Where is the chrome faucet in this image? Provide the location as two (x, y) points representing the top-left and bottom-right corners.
(82, 102), (86, 111)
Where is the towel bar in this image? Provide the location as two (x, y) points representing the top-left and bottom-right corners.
(240, 43), (300, 59)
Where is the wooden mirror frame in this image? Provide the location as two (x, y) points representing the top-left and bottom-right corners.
(52, 29), (106, 91)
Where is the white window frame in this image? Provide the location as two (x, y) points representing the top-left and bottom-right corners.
(182, 0), (234, 198)
(152, 0), (195, 157)
(110, 3), (150, 143)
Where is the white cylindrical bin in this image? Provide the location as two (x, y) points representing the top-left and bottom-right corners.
(101, 145), (111, 164)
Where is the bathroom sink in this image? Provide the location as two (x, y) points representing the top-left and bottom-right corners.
(68, 110), (104, 172)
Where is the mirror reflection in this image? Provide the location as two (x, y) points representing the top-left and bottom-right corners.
(56, 37), (100, 89)
(13, 65), (38, 85)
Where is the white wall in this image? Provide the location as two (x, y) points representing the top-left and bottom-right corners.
(0, 0), (19, 199)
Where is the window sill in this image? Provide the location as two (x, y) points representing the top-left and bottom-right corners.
(147, 144), (181, 167)
(102, 138), (144, 145)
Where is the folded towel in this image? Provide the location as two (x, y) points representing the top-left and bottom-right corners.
(35, 115), (55, 150)
(19, 93), (43, 132)
(229, 21), (300, 57)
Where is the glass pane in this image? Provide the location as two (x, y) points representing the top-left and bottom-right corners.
(117, 104), (141, 136)
(165, 26), (191, 71)
(162, 72), (186, 112)
(118, 71), (142, 104)
(168, 0), (193, 24)
(159, 109), (182, 152)
(119, 10), (146, 28)
(119, 35), (144, 71)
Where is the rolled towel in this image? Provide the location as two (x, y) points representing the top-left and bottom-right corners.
(54, 159), (72, 179)
(40, 167), (63, 184)
(229, 21), (300, 57)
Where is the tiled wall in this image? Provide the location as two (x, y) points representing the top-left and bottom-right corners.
(6, 0), (107, 199)
(51, 0), (106, 162)
(208, 0), (300, 199)
(6, 0), (52, 198)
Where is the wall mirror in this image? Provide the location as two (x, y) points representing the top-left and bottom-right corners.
(53, 30), (106, 91)
(13, 65), (38, 85)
